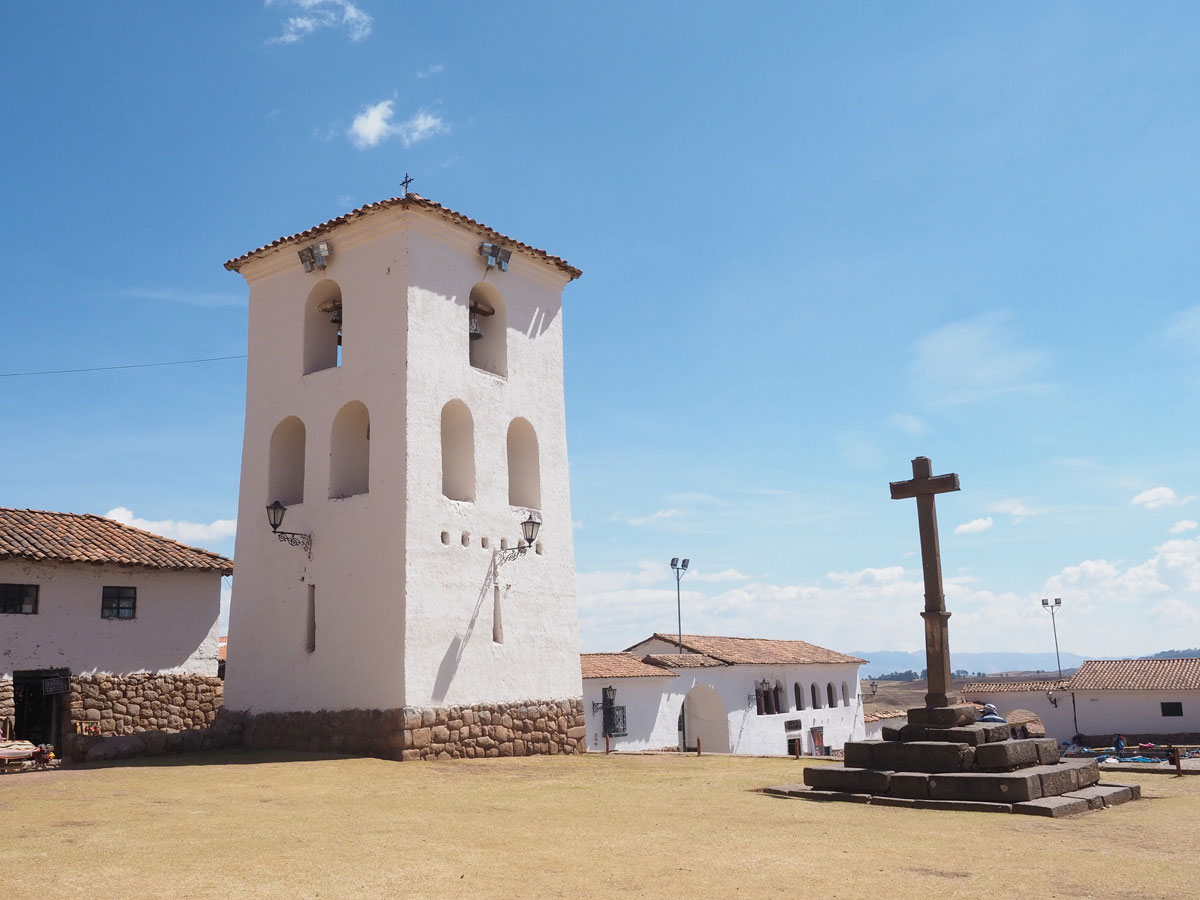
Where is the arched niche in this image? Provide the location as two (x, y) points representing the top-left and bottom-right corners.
(810, 683), (822, 710)
(827, 682), (837, 708)
(304, 280), (342, 374)
(441, 399), (475, 501)
(329, 400), (370, 498)
(268, 416), (306, 504)
(507, 417), (540, 509)
(842, 681), (850, 705)
(794, 682), (805, 711)
(469, 282), (506, 377)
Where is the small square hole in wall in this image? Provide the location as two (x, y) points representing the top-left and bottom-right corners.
(535, 541), (543, 555)
(440, 531), (450, 545)
(500, 538), (509, 550)
(481, 537), (490, 549)
(461, 532), (470, 547)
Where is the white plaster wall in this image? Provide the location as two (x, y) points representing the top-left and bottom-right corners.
(225, 211), (410, 712)
(983, 690), (1200, 741)
(402, 218), (581, 707)
(970, 692), (1074, 742)
(0, 559), (220, 677)
(225, 204), (581, 713)
(582, 677), (680, 751)
(583, 661), (865, 755)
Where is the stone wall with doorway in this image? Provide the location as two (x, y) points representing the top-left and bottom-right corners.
(236, 697), (586, 760)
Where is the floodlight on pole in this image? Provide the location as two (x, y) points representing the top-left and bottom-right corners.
(670, 557), (689, 653)
(1040, 597), (1064, 680)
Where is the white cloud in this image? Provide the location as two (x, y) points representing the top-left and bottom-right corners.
(1170, 520), (1198, 534)
(989, 498), (1046, 523)
(1132, 486), (1193, 510)
(1166, 305), (1200, 347)
(417, 63), (445, 79)
(890, 413), (927, 435)
(911, 312), (1049, 407)
(627, 508), (682, 526)
(105, 507), (236, 546)
(954, 516), (994, 535)
(689, 568), (753, 583)
(348, 101), (446, 150)
(267, 0), (372, 44)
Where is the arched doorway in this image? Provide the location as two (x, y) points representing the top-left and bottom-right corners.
(679, 685), (729, 753)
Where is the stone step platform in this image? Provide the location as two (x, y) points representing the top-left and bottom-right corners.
(805, 757), (1100, 801)
(764, 780), (1140, 818)
(844, 737), (1061, 773)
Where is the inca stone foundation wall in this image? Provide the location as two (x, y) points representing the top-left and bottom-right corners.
(237, 697), (586, 761)
(71, 673), (223, 735)
(0, 679), (13, 730)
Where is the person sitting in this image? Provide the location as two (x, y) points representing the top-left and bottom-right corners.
(978, 703), (1007, 723)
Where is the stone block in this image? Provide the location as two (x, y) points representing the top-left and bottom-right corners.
(763, 783), (808, 797)
(881, 725), (905, 741)
(906, 704), (976, 727)
(974, 740), (1040, 770)
(1043, 758), (1100, 792)
(872, 796), (919, 808)
(798, 790), (874, 804)
(843, 740), (881, 769)
(803, 766), (891, 793)
(1012, 796), (1091, 818)
(899, 741), (974, 773)
(927, 771), (1042, 803)
(888, 772), (931, 799)
(1104, 781), (1140, 801)
(912, 798), (1013, 813)
(432, 725), (451, 743)
(869, 740), (907, 770)
(410, 727), (432, 749)
(1034, 739), (1062, 764)
(922, 723), (1011, 745)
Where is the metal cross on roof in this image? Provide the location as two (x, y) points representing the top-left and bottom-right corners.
(400, 173), (414, 197)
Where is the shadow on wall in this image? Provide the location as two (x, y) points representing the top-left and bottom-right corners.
(431, 558), (495, 703)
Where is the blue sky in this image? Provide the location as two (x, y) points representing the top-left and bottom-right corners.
(4, 2), (1200, 659)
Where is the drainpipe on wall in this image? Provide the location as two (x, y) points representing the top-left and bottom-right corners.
(1070, 691), (1080, 737)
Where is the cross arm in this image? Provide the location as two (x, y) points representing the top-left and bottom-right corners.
(889, 473), (960, 500)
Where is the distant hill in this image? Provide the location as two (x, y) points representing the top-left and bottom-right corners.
(1147, 648), (1200, 659)
(854, 650), (1088, 678)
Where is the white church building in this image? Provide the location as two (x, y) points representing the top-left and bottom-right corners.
(582, 634), (866, 756)
(221, 195), (586, 759)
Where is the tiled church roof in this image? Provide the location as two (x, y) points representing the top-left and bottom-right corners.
(633, 634), (867, 666)
(223, 193), (582, 280)
(0, 508), (233, 574)
(961, 680), (1068, 694)
(1067, 658), (1200, 691)
(581, 653), (675, 679)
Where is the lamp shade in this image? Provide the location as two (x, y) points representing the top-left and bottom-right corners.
(602, 685), (616, 705)
(759, 679), (770, 692)
(521, 514), (540, 545)
(266, 500), (286, 532)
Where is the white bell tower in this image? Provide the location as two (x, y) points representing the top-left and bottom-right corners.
(221, 196), (585, 759)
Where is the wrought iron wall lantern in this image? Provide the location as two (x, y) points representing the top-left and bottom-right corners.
(266, 500), (312, 558)
(494, 514), (541, 567)
(1046, 690), (1060, 708)
(593, 684), (616, 714)
(870, 680), (879, 697)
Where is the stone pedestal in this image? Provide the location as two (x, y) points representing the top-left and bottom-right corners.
(789, 704), (1140, 818)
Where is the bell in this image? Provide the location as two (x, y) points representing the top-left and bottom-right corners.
(330, 308), (342, 326)
(469, 310), (483, 341)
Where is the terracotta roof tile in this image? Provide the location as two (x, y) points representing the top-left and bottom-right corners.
(961, 680), (1069, 694)
(642, 653), (725, 669)
(581, 653), (677, 679)
(1066, 658), (1200, 691)
(224, 193), (582, 280)
(862, 709), (908, 723)
(218, 635), (228, 662)
(0, 508), (233, 574)
(631, 634), (867, 666)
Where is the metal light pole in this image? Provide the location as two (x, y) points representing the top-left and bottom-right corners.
(1040, 597), (1063, 680)
(670, 557), (689, 652)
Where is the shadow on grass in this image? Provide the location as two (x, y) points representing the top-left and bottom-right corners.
(67, 748), (372, 771)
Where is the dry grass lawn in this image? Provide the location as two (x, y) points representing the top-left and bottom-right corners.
(4, 751), (1196, 899)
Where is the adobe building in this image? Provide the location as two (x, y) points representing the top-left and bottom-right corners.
(221, 195), (586, 759)
(0, 508), (229, 748)
(582, 634), (866, 755)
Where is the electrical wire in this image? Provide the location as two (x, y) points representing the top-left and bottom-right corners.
(0, 355), (247, 378)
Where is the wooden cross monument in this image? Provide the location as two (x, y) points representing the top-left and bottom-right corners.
(889, 456), (961, 709)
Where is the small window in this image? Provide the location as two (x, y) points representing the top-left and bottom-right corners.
(842, 681), (849, 705)
(0, 584), (38, 614)
(827, 682), (837, 708)
(101, 586), (136, 620)
(811, 683), (821, 709)
(1161, 702), (1184, 717)
(305, 585), (316, 653)
(794, 682), (805, 711)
